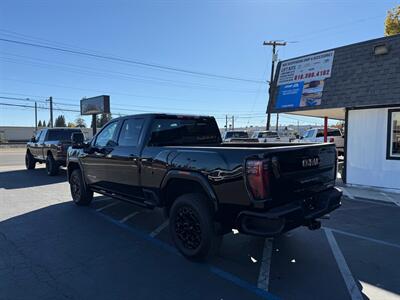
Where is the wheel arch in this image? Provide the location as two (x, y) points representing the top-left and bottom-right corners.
(160, 170), (218, 216)
(67, 161), (81, 181)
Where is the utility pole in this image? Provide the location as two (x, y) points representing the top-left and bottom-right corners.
(92, 114), (97, 136)
(231, 115), (234, 130)
(48, 96), (53, 128)
(263, 40), (286, 131)
(34, 101), (38, 132)
(225, 115), (228, 132)
(276, 113), (279, 132)
(297, 120), (300, 137)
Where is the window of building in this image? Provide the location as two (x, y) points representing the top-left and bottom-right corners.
(387, 109), (400, 160)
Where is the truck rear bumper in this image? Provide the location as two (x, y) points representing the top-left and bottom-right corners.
(236, 187), (342, 237)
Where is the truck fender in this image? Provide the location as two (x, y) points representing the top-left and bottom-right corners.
(160, 170), (218, 212)
(67, 157), (87, 185)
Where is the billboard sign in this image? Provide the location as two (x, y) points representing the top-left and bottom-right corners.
(80, 95), (110, 115)
(275, 50), (334, 109)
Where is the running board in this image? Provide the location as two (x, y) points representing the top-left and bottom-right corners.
(91, 188), (155, 209)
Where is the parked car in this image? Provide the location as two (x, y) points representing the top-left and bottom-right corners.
(67, 114), (342, 260)
(25, 128), (83, 175)
(222, 130), (247, 142)
(252, 130), (278, 142)
(299, 128), (344, 155)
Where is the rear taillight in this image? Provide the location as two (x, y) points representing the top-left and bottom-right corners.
(329, 138), (334, 143)
(245, 160), (271, 201)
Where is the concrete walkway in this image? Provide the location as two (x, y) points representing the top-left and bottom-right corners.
(336, 180), (400, 207)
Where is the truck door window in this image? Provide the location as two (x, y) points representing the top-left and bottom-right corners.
(94, 122), (118, 147)
(38, 130), (47, 143)
(35, 130), (42, 142)
(303, 130), (314, 139)
(118, 118), (144, 147)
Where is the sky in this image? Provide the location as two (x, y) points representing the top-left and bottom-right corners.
(0, 0), (398, 128)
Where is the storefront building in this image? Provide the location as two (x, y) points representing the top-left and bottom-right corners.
(269, 34), (400, 191)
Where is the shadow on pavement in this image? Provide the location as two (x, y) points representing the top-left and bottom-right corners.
(0, 200), (268, 300)
(0, 168), (67, 189)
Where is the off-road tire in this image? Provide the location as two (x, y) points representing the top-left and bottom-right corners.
(25, 151), (36, 170)
(46, 154), (59, 176)
(169, 193), (222, 261)
(70, 169), (93, 206)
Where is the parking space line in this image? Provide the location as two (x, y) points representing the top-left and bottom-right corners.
(324, 228), (363, 300)
(325, 227), (400, 250)
(149, 220), (169, 238)
(119, 211), (140, 223)
(96, 201), (119, 212)
(92, 209), (280, 300)
(257, 238), (273, 291)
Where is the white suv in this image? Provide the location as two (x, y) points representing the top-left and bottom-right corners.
(300, 128), (344, 155)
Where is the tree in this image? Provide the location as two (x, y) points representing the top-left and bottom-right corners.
(37, 120), (42, 127)
(42, 120), (47, 127)
(67, 122), (76, 128)
(385, 5), (400, 36)
(99, 114), (112, 128)
(75, 117), (86, 128)
(54, 115), (66, 127)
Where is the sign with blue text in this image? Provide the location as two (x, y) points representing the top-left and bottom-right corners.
(275, 50), (334, 109)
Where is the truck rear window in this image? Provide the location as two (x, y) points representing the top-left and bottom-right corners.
(47, 129), (81, 141)
(149, 117), (221, 146)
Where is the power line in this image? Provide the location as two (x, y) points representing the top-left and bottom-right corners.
(0, 93), (266, 115)
(0, 102), (80, 113)
(0, 94), (316, 123)
(0, 37), (265, 84)
(0, 54), (265, 93)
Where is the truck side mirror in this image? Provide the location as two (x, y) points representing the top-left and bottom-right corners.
(71, 132), (85, 149)
(30, 137), (36, 142)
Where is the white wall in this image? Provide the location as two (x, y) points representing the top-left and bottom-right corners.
(347, 107), (400, 190)
(0, 126), (93, 142)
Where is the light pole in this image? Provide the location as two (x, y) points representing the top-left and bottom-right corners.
(263, 40), (286, 131)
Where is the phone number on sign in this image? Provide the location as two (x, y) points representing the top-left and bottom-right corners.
(294, 69), (330, 81)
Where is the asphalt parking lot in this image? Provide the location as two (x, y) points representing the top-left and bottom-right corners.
(1, 148), (400, 300)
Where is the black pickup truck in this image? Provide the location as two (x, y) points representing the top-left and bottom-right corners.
(67, 114), (341, 260)
(26, 128), (83, 175)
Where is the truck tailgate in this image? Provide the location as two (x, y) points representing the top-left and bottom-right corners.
(258, 144), (336, 205)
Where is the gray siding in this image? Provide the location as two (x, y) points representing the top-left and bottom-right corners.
(270, 34), (400, 113)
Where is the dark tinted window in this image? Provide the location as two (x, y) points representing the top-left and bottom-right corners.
(149, 117), (220, 146)
(328, 129), (342, 136)
(388, 110), (400, 158)
(226, 131), (248, 139)
(259, 132), (278, 138)
(118, 118), (144, 146)
(47, 129), (81, 141)
(316, 129), (342, 137)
